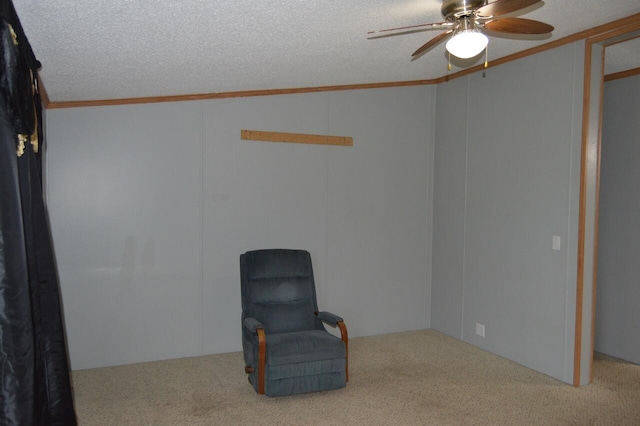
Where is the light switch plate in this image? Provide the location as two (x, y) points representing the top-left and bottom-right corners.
(552, 235), (561, 251)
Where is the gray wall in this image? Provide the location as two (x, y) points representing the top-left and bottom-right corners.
(431, 43), (585, 384)
(46, 86), (435, 369)
(46, 41), (596, 381)
(595, 74), (640, 364)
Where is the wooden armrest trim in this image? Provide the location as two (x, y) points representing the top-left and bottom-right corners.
(337, 321), (349, 382)
(257, 328), (266, 394)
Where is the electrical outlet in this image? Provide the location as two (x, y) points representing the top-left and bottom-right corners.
(476, 323), (485, 337)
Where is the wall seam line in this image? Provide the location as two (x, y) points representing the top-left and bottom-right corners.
(461, 76), (470, 341)
(425, 86), (436, 329)
(199, 100), (205, 356)
(324, 93), (330, 307)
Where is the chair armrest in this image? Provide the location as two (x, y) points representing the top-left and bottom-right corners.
(316, 311), (343, 327)
(243, 317), (264, 333)
(316, 311), (349, 383)
(243, 318), (266, 394)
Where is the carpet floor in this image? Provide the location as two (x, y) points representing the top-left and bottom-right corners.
(71, 329), (640, 425)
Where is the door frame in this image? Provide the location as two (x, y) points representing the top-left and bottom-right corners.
(573, 15), (640, 387)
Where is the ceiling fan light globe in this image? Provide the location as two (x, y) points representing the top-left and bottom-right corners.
(445, 31), (488, 59)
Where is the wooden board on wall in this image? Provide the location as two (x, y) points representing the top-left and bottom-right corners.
(241, 130), (353, 146)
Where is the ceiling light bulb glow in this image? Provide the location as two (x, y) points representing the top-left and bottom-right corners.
(445, 31), (488, 59)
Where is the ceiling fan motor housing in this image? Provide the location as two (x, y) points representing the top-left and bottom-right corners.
(441, 0), (487, 19)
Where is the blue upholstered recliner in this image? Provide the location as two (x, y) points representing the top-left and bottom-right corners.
(240, 249), (348, 396)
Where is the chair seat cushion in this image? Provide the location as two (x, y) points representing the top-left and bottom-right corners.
(266, 330), (345, 366)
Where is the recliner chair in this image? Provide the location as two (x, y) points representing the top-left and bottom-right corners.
(240, 249), (348, 396)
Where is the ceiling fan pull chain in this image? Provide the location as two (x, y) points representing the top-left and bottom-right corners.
(482, 46), (488, 78)
(484, 45), (488, 68)
(448, 51), (452, 71)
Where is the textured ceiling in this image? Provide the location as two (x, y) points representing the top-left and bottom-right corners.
(11, 0), (640, 103)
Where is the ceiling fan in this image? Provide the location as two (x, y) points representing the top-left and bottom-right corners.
(368, 0), (554, 61)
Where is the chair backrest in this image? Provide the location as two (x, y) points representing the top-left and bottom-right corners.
(240, 249), (322, 334)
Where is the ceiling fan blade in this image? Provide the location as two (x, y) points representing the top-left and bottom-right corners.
(411, 30), (453, 57)
(483, 17), (554, 34)
(476, 0), (541, 18)
(367, 22), (453, 39)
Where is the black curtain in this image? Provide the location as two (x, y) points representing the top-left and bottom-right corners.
(0, 1), (77, 425)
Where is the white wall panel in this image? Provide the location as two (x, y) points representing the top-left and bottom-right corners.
(431, 43), (584, 384)
(200, 93), (331, 354)
(595, 74), (640, 364)
(46, 87), (434, 369)
(324, 87), (433, 337)
(47, 102), (203, 369)
(431, 78), (469, 339)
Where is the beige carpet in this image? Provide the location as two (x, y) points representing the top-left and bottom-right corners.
(71, 330), (640, 425)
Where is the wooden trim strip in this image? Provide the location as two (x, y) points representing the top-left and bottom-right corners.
(337, 321), (349, 382)
(43, 13), (640, 109)
(602, 33), (640, 49)
(241, 130), (352, 146)
(574, 32), (594, 388)
(46, 79), (434, 109)
(590, 50), (606, 384)
(585, 21), (640, 46)
(604, 66), (640, 82)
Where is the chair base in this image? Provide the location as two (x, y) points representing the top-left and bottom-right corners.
(261, 372), (346, 397)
